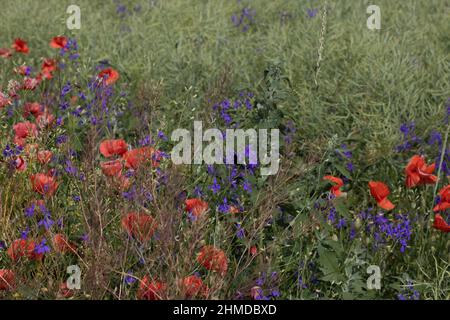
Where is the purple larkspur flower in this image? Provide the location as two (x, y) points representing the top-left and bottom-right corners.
(209, 177), (221, 194)
(218, 197), (230, 213)
(24, 204), (35, 218)
(61, 82), (72, 96)
(56, 134), (68, 146)
(34, 238), (50, 255)
(157, 130), (168, 141)
(242, 180), (252, 193)
(307, 8), (318, 18)
(235, 223), (245, 239)
(21, 228), (30, 240)
(125, 271), (136, 285)
(336, 218), (347, 229)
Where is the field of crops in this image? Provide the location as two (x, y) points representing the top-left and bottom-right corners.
(0, 0), (449, 300)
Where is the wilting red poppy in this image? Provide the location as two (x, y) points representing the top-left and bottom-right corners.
(323, 175), (345, 197)
(31, 173), (58, 197)
(122, 147), (160, 170)
(137, 276), (166, 300)
(121, 212), (158, 242)
(14, 156), (27, 172)
(22, 77), (40, 90)
(99, 139), (128, 158)
(70, 95), (78, 105)
(0, 92), (12, 108)
(181, 275), (209, 298)
(0, 48), (12, 58)
(7, 239), (43, 262)
(32, 199), (45, 208)
(98, 67), (119, 86)
(47, 168), (57, 177)
(15, 65), (31, 76)
(36, 112), (55, 129)
(0, 270), (15, 291)
(368, 181), (395, 211)
(41, 59), (57, 80)
(116, 175), (131, 191)
(251, 286), (263, 300)
(197, 245), (228, 275)
(12, 38), (29, 54)
(50, 36), (68, 49)
(53, 234), (77, 254)
(405, 155), (437, 188)
(432, 214), (450, 233)
(433, 185), (450, 212)
(37, 150), (53, 164)
(24, 143), (39, 156)
(58, 282), (74, 298)
(23, 102), (44, 118)
(185, 198), (209, 218)
(101, 159), (123, 177)
(229, 206), (239, 214)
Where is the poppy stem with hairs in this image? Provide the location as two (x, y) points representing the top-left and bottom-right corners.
(427, 123), (450, 219)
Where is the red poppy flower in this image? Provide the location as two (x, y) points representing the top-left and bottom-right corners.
(0, 270), (15, 291)
(0, 48), (12, 58)
(181, 275), (209, 298)
(31, 173), (58, 197)
(185, 198), (209, 218)
(13, 121), (38, 146)
(7, 239), (43, 262)
(122, 147), (160, 170)
(37, 150), (53, 164)
(121, 212), (158, 242)
(14, 156), (27, 172)
(368, 181), (395, 211)
(0, 92), (12, 108)
(432, 214), (450, 233)
(197, 245), (228, 275)
(41, 59), (57, 80)
(323, 175), (345, 197)
(12, 38), (29, 54)
(50, 36), (68, 49)
(249, 245), (258, 256)
(13, 121), (38, 138)
(23, 102), (44, 118)
(53, 234), (77, 254)
(101, 159), (123, 177)
(433, 185), (450, 212)
(405, 155), (437, 188)
(137, 276), (166, 300)
(98, 67), (119, 86)
(99, 139), (128, 158)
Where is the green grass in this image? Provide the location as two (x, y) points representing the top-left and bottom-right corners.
(0, 0), (449, 300)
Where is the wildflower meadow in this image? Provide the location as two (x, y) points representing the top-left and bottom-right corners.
(0, 0), (449, 301)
